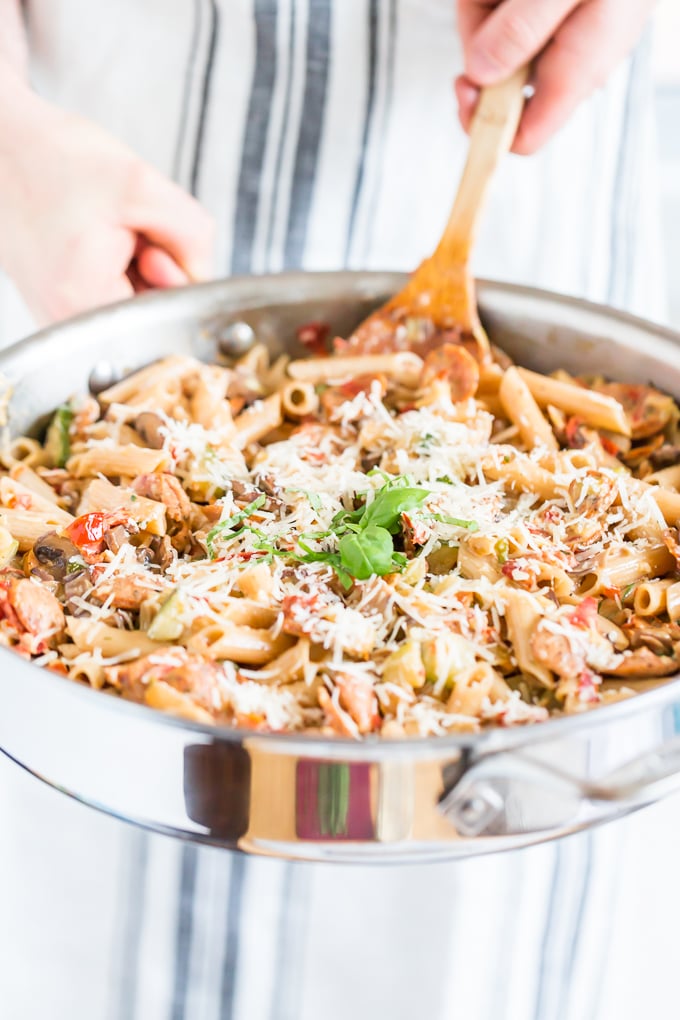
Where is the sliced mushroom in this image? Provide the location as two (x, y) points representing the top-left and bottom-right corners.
(105, 524), (129, 555)
(33, 532), (82, 581)
(133, 412), (166, 450)
(602, 646), (680, 678)
(651, 444), (680, 471)
(64, 570), (93, 612)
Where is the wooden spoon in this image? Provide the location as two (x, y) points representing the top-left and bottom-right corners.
(345, 66), (530, 361)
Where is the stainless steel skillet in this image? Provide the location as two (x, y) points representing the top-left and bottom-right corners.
(2, 271), (680, 863)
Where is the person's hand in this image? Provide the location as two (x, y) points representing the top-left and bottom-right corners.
(455, 0), (658, 154)
(0, 67), (214, 325)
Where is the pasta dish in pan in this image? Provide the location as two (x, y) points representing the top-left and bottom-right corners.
(1, 325), (680, 738)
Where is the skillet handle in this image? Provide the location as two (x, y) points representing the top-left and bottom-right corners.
(438, 737), (680, 838)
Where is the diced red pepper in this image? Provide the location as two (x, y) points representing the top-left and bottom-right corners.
(64, 512), (130, 561)
(600, 435), (621, 457)
(568, 597), (598, 629)
(296, 320), (330, 357)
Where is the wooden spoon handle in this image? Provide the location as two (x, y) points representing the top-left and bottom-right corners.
(435, 65), (530, 263)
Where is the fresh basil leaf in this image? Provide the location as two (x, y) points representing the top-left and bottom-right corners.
(361, 487), (430, 531)
(339, 524), (394, 580)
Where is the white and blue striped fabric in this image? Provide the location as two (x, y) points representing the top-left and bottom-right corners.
(0, 3), (675, 1019)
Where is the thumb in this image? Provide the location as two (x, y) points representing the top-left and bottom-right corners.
(122, 164), (215, 282)
(136, 241), (190, 289)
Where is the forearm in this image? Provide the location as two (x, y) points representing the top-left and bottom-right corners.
(1, 0), (28, 76)
(0, 2), (35, 163)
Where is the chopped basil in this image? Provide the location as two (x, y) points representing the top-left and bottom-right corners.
(206, 495), (266, 558)
(429, 514), (479, 532)
(285, 488), (323, 511)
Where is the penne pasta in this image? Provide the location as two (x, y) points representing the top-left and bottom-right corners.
(65, 618), (163, 657)
(188, 365), (235, 431)
(240, 639), (311, 685)
(288, 352), (424, 388)
(499, 366), (559, 452)
(78, 477), (167, 536)
(645, 464), (680, 490)
(666, 582), (680, 623)
(280, 380), (319, 420)
(481, 451), (559, 501)
(144, 680), (214, 724)
(66, 444), (170, 478)
(97, 355), (199, 406)
(0, 508), (72, 550)
(233, 393), (282, 447)
(187, 620), (293, 665)
(579, 544), (676, 596)
(634, 579), (674, 617)
(517, 367), (631, 436)
(237, 563), (276, 603)
(502, 590), (554, 687)
(0, 477), (73, 525)
(9, 464), (62, 504)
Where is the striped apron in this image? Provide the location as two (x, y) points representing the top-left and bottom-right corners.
(0, 3), (673, 1019)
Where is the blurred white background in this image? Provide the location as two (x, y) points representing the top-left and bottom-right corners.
(654, 0), (680, 323)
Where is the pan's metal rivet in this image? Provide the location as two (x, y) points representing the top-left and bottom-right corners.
(458, 796), (488, 824)
(438, 781), (504, 837)
(88, 361), (121, 395)
(217, 321), (256, 356)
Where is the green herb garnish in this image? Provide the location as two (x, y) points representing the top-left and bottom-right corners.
(285, 488), (323, 512)
(429, 514), (479, 532)
(206, 495), (266, 558)
(338, 524), (394, 580)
